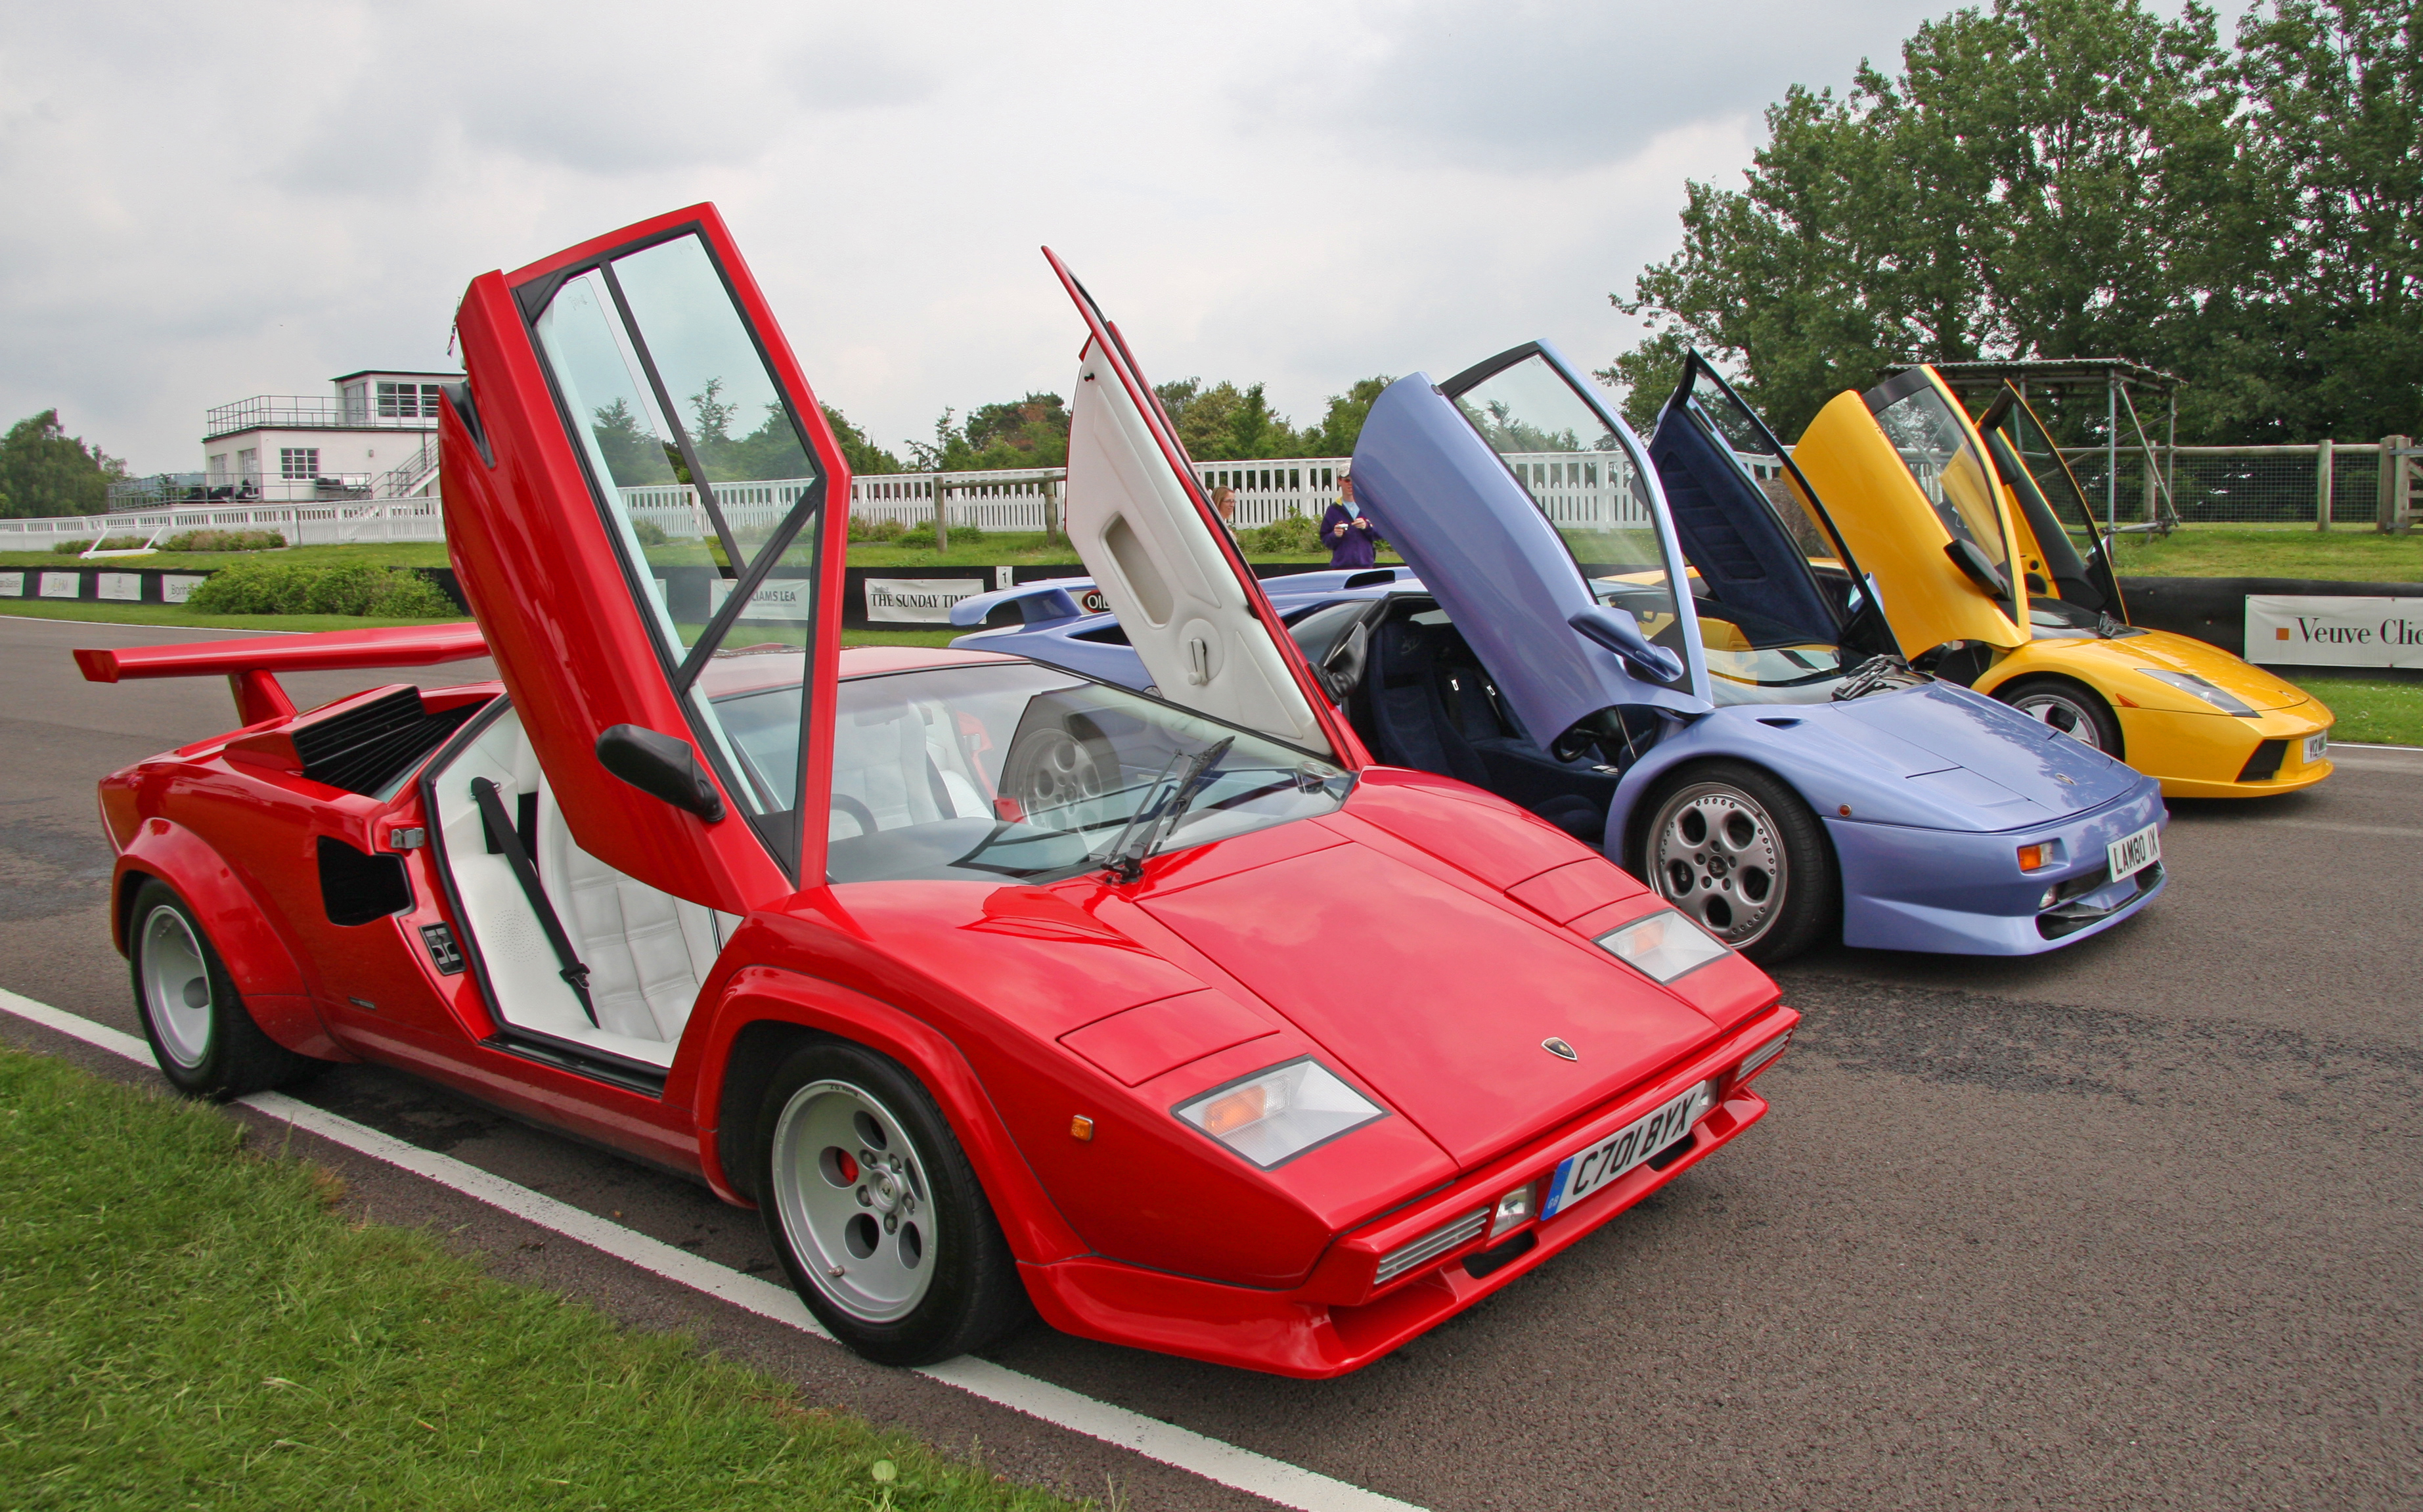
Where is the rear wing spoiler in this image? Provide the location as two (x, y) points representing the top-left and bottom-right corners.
(74, 621), (490, 725)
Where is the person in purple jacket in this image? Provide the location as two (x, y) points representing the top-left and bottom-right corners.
(1322, 472), (1378, 568)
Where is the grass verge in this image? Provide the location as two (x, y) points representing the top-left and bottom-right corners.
(0, 1046), (1086, 1510)
(2290, 676), (2423, 746)
(2110, 524), (2422, 581)
(0, 599), (465, 634)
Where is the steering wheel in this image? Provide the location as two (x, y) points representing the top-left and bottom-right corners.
(830, 793), (878, 837)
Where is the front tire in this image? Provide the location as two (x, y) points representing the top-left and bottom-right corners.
(127, 878), (315, 1099)
(1995, 676), (2123, 755)
(753, 1042), (1029, 1366)
(1639, 762), (1834, 964)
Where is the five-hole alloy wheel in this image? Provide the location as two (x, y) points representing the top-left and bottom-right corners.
(753, 1042), (1029, 1366)
(1641, 761), (1835, 964)
(1994, 677), (2123, 756)
(126, 877), (315, 1099)
(999, 718), (1115, 826)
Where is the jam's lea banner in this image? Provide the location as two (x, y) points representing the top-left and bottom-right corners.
(2246, 594), (2423, 668)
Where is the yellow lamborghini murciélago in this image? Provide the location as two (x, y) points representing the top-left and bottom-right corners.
(1792, 366), (2334, 797)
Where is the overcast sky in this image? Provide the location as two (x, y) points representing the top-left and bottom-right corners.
(1, 0), (1968, 474)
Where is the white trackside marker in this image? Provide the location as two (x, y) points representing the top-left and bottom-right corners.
(0, 988), (1424, 1512)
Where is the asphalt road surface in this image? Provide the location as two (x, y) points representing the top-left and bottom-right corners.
(3, 615), (2417, 1511)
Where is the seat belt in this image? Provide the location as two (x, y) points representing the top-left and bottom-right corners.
(469, 776), (597, 1026)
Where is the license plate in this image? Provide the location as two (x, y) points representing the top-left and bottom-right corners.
(2106, 822), (2160, 881)
(2304, 731), (2330, 765)
(1542, 1082), (1710, 1219)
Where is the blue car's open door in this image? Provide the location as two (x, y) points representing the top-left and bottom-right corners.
(1349, 342), (1710, 759)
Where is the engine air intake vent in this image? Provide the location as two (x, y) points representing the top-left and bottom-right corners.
(293, 685), (485, 797)
(2237, 739), (2288, 783)
(1375, 1207), (1488, 1285)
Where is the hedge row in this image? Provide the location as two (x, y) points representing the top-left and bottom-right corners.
(185, 560), (456, 617)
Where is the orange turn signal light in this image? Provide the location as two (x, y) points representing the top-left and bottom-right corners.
(1069, 1116), (1094, 1142)
(2017, 843), (2053, 872)
(1199, 1085), (1268, 1136)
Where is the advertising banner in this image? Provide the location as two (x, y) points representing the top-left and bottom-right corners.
(865, 577), (989, 624)
(708, 575), (814, 623)
(2246, 594), (2423, 669)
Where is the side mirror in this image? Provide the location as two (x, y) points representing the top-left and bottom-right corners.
(596, 724), (726, 822)
(1568, 606), (1687, 684)
(1944, 539), (2011, 599)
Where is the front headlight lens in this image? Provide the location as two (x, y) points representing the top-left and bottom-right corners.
(1595, 909), (1730, 983)
(2136, 667), (2257, 716)
(1174, 1058), (1385, 1168)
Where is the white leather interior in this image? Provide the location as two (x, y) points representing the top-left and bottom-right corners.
(828, 696), (989, 839)
(429, 706), (735, 1067)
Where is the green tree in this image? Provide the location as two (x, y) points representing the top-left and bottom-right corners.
(1607, 0), (2244, 439)
(0, 410), (129, 518)
(907, 393), (1072, 472)
(1302, 376), (1396, 457)
(2234, 0), (2423, 439)
(820, 405), (903, 475)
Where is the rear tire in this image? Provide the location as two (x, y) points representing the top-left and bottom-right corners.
(127, 878), (315, 1099)
(753, 1041), (1029, 1366)
(1637, 761), (1834, 964)
(1995, 676), (2123, 756)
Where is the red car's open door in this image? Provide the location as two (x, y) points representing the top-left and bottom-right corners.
(1044, 249), (1361, 764)
(443, 205), (849, 915)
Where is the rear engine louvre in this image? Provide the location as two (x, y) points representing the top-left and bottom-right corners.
(293, 686), (486, 796)
(1375, 1208), (1488, 1285)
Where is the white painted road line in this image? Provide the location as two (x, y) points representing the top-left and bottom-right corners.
(0, 987), (1425, 1512)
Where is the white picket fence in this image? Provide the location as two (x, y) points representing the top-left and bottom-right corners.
(0, 449), (1658, 555)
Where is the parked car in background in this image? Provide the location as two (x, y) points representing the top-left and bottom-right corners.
(74, 207), (1804, 1379)
(962, 348), (2170, 962)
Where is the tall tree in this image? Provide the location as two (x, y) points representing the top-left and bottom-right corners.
(1606, 0), (2243, 439)
(2235, 0), (2423, 439)
(0, 410), (129, 518)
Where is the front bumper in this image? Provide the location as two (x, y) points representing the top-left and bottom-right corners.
(1015, 1008), (1797, 1378)
(1831, 781), (2168, 954)
(2129, 701), (2336, 799)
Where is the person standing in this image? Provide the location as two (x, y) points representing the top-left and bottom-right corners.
(1322, 472), (1377, 569)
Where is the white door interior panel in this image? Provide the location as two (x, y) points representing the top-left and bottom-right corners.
(1064, 345), (1328, 751)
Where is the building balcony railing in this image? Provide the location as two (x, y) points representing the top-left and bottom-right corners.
(204, 395), (441, 438)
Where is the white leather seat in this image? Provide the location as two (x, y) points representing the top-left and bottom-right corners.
(534, 788), (728, 1044)
(830, 699), (987, 839)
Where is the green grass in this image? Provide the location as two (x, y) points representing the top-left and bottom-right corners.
(843, 629), (969, 648)
(0, 598), (465, 633)
(2110, 523), (2422, 581)
(2291, 676), (2423, 746)
(0, 1046), (1087, 1510)
(0, 542), (453, 572)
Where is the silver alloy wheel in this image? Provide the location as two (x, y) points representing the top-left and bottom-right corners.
(768, 1079), (936, 1325)
(1005, 726), (1109, 822)
(2007, 688), (2107, 749)
(1649, 782), (1788, 947)
(138, 904), (213, 1069)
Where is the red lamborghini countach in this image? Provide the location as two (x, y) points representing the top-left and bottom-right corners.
(77, 206), (1797, 1376)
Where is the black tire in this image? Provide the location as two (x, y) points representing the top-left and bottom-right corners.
(1635, 761), (1836, 965)
(752, 1041), (1029, 1366)
(1993, 675), (2123, 757)
(126, 878), (317, 1099)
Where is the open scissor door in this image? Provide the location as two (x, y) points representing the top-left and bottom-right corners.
(1974, 384), (2130, 623)
(443, 204), (850, 915)
(1044, 249), (1356, 761)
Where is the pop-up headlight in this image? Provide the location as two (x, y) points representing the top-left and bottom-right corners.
(2135, 667), (2257, 717)
(1174, 1058), (1385, 1168)
(1595, 909), (1729, 983)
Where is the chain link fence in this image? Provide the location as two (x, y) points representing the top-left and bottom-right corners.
(2064, 441), (2415, 527)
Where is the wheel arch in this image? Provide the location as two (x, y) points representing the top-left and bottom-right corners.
(1982, 668), (2127, 761)
(691, 966), (1089, 1266)
(111, 823), (339, 1059)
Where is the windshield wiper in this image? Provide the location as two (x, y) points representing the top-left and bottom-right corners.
(1103, 736), (1234, 885)
(1832, 654), (1926, 701)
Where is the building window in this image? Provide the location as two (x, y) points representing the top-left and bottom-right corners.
(206, 453), (229, 483)
(280, 448), (321, 479)
(376, 382), (443, 419)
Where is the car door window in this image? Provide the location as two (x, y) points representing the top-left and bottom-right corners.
(1863, 374), (2011, 584)
(528, 230), (826, 866)
(1449, 354), (1683, 643)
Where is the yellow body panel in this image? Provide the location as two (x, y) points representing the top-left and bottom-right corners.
(1972, 631), (2336, 797)
(1793, 389), (2028, 656)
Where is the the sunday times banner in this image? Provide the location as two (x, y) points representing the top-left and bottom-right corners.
(2246, 594), (2423, 669)
(865, 577), (989, 623)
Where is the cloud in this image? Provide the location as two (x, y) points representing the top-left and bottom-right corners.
(0, 0), (1942, 475)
